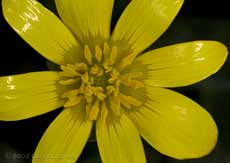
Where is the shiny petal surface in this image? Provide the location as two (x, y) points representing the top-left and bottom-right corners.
(55, 0), (114, 44)
(137, 41), (228, 87)
(2, 0), (82, 65)
(112, 0), (184, 56)
(128, 87), (218, 159)
(96, 113), (146, 163)
(0, 72), (65, 121)
(33, 105), (93, 163)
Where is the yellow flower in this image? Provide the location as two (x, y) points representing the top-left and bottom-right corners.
(1, 0), (228, 162)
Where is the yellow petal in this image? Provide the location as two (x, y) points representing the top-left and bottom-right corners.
(0, 72), (65, 121)
(136, 41), (228, 87)
(96, 113), (146, 163)
(33, 104), (93, 163)
(128, 87), (218, 159)
(112, 0), (184, 56)
(55, 0), (114, 44)
(2, 0), (82, 65)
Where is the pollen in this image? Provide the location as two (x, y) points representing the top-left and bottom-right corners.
(58, 42), (145, 120)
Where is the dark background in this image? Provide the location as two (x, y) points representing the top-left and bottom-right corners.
(0, 0), (230, 162)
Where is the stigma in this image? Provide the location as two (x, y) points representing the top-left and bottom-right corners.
(58, 42), (145, 121)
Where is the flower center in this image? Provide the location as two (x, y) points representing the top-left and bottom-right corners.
(58, 42), (145, 121)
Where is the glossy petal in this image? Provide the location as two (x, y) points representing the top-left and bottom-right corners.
(55, 0), (114, 44)
(112, 0), (183, 56)
(96, 113), (146, 163)
(137, 41), (228, 87)
(2, 0), (82, 65)
(128, 87), (218, 159)
(33, 105), (93, 163)
(0, 72), (65, 121)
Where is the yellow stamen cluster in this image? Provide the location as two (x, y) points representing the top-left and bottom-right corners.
(59, 42), (144, 120)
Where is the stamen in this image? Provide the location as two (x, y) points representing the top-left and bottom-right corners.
(100, 101), (108, 122)
(86, 103), (92, 114)
(123, 80), (145, 89)
(84, 45), (93, 65)
(82, 85), (93, 97)
(121, 72), (144, 89)
(87, 100), (100, 120)
(59, 79), (77, 85)
(123, 72), (144, 78)
(90, 64), (103, 76)
(113, 87), (120, 96)
(103, 42), (110, 56)
(110, 96), (121, 116)
(119, 93), (142, 109)
(95, 45), (103, 63)
(60, 65), (81, 77)
(74, 63), (88, 72)
(106, 86), (116, 95)
(61, 89), (79, 98)
(90, 77), (94, 84)
(81, 72), (89, 84)
(106, 85), (119, 97)
(108, 69), (120, 84)
(85, 96), (93, 103)
(117, 53), (136, 71)
(59, 42), (144, 120)
(109, 46), (118, 64)
(103, 46), (118, 73)
(64, 96), (81, 107)
(103, 63), (113, 73)
(93, 87), (106, 100)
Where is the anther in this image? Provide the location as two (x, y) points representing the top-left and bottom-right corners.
(82, 85), (94, 97)
(64, 96), (81, 107)
(117, 53), (136, 71)
(95, 45), (103, 63)
(90, 64), (103, 76)
(74, 63), (88, 72)
(109, 46), (118, 64)
(59, 79), (77, 85)
(93, 87), (106, 100)
(84, 45), (93, 65)
(61, 89), (80, 98)
(100, 101), (108, 122)
(88, 100), (100, 120)
(103, 42), (110, 56)
(108, 69), (120, 84)
(121, 72), (145, 89)
(106, 86), (116, 94)
(60, 65), (81, 77)
(81, 72), (89, 84)
(110, 96), (121, 115)
(119, 93), (142, 109)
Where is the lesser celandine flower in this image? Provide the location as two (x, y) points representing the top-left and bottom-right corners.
(1, 0), (228, 162)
